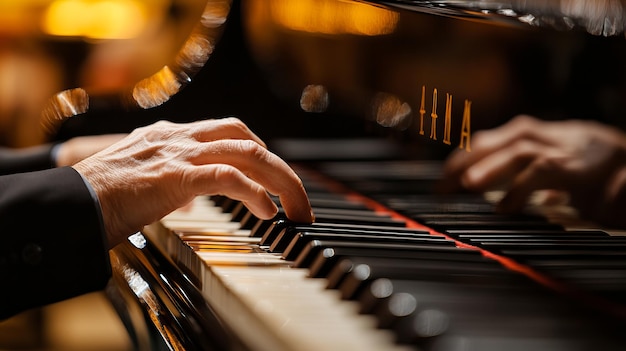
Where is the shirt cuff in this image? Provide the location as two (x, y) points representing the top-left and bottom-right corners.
(75, 170), (110, 251)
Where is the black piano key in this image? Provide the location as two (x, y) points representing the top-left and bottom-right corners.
(462, 235), (614, 243)
(208, 194), (227, 207)
(250, 216), (281, 238)
(409, 213), (554, 230)
(307, 196), (371, 210)
(526, 258), (626, 269)
(313, 207), (394, 217)
(331, 256), (531, 302)
(239, 211), (262, 230)
(447, 229), (610, 237)
(381, 194), (496, 214)
(428, 220), (564, 231)
(316, 160), (443, 182)
(412, 332), (615, 351)
(258, 219), (303, 245)
(297, 241), (484, 277)
(390, 307), (610, 349)
(502, 249), (626, 259)
(527, 265), (626, 304)
(230, 192), (373, 228)
(218, 162), (626, 349)
(368, 279), (564, 324)
(475, 241), (626, 256)
(363, 279), (610, 347)
(259, 218), (421, 247)
(336, 179), (437, 195)
(303, 192), (360, 202)
(478, 239), (626, 246)
(311, 212), (407, 226)
(229, 202), (248, 223)
(452, 229), (607, 235)
(361, 278), (558, 318)
(411, 212), (546, 221)
(445, 229), (581, 240)
(278, 231), (453, 258)
(548, 268), (626, 286)
(274, 225), (435, 255)
(241, 205), (394, 230)
(214, 196), (240, 213)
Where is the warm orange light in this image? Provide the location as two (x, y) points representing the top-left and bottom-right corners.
(269, 0), (399, 36)
(42, 0), (149, 39)
(0, 2), (45, 36)
(132, 65), (181, 108)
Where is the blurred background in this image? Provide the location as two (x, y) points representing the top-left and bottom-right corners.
(0, 293), (132, 351)
(0, 0), (208, 349)
(2, 0), (626, 349)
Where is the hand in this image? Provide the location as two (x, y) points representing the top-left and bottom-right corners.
(439, 115), (626, 228)
(73, 117), (314, 248)
(55, 134), (127, 166)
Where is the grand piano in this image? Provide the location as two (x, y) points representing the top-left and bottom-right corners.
(80, 0), (626, 350)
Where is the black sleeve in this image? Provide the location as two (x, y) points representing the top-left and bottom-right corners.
(0, 144), (57, 176)
(0, 167), (111, 319)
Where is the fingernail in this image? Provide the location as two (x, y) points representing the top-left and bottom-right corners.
(268, 203), (279, 218)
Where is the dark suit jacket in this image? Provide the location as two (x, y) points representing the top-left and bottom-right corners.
(0, 144), (57, 176)
(0, 148), (111, 319)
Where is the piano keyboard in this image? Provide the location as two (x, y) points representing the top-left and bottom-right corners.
(123, 161), (626, 351)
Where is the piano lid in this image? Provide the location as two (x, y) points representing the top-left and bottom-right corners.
(363, 0), (626, 37)
(239, 0), (626, 156)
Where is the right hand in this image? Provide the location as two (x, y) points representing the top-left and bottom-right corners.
(439, 115), (626, 228)
(73, 117), (314, 248)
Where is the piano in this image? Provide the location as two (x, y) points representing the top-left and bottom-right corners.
(99, 0), (626, 350)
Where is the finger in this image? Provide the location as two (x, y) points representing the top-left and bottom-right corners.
(190, 117), (267, 147)
(439, 131), (503, 193)
(461, 139), (546, 191)
(195, 139), (313, 223)
(533, 189), (570, 206)
(440, 116), (538, 191)
(477, 115), (565, 150)
(497, 157), (571, 213)
(441, 132), (490, 178)
(187, 164), (279, 220)
(443, 115), (560, 179)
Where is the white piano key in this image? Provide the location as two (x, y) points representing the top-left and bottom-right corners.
(203, 265), (412, 351)
(155, 195), (412, 351)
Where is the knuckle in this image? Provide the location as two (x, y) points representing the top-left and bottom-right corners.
(222, 116), (243, 124)
(511, 114), (537, 128)
(135, 120), (178, 140)
(510, 115), (540, 138)
(513, 114), (534, 123)
(153, 120), (174, 127)
(238, 139), (267, 159)
(231, 119), (250, 134)
(510, 139), (538, 157)
(211, 164), (239, 187)
(529, 156), (562, 174)
(219, 116), (245, 130)
(470, 130), (490, 147)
